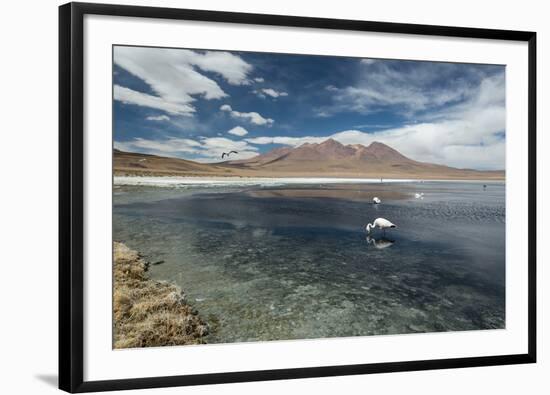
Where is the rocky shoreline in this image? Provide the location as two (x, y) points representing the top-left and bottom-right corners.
(113, 242), (209, 348)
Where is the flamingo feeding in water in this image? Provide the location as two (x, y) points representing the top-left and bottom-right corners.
(373, 197), (381, 204)
(366, 218), (397, 235)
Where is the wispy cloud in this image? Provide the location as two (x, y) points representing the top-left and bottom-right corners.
(115, 137), (201, 155)
(257, 88), (288, 98)
(353, 123), (394, 129)
(220, 104), (274, 126)
(184, 50), (253, 86)
(318, 61), (485, 118)
(146, 114), (171, 121)
(113, 46), (253, 115)
(114, 85), (195, 116)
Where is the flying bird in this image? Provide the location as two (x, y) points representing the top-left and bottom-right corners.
(366, 218), (397, 235)
(415, 193), (424, 199)
(373, 197), (381, 204)
(221, 150), (238, 159)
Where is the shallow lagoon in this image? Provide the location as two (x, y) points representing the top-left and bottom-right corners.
(113, 181), (505, 344)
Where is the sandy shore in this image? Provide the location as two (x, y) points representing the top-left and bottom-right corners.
(113, 242), (209, 348)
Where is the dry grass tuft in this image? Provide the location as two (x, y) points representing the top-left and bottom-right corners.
(113, 242), (209, 349)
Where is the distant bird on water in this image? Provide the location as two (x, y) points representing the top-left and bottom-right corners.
(221, 150), (238, 159)
(366, 218), (397, 235)
(373, 197), (381, 204)
(415, 193), (424, 199)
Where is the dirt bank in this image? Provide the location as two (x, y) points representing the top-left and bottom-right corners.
(113, 242), (209, 348)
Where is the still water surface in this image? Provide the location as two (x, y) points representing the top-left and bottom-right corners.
(113, 181), (505, 344)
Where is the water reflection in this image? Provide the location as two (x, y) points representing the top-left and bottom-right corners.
(113, 181), (506, 343)
(366, 235), (395, 249)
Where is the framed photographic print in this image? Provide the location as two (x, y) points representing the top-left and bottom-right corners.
(59, 2), (536, 392)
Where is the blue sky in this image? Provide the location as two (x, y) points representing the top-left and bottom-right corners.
(114, 45), (505, 170)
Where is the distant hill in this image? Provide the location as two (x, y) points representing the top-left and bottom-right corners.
(114, 140), (505, 180)
(113, 149), (234, 177)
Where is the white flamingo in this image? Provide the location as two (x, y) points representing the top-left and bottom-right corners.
(373, 197), (381, 204)
(366, 218), (397, 235)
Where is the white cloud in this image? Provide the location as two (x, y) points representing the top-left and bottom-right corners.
(185, 50), (253, 85)
(257, 88), (288, 98)
(227, 126), (249, 136)
(220, 104), (274, 126)
(200, 137), (258, 160)
(114, 85), (195, 116)
(254, 77), (265, 83)
(327, 117), (504, 170)
(146, 115), (170, 121)
(113, 46), (253, 115)
(115, 137), (201, 155)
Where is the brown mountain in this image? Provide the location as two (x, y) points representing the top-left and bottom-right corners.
(225, 139), (503, 179)
(114, 140), (504, 180)
(228, 139), (416, 169)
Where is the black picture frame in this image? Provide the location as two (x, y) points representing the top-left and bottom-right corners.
(59, 2), (537, 392)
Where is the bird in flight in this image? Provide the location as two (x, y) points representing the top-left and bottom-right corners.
(221, 151), (238, 159)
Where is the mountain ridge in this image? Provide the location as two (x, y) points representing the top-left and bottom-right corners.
(114, 139), (504, 179)
(229, 139), (417, 168)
